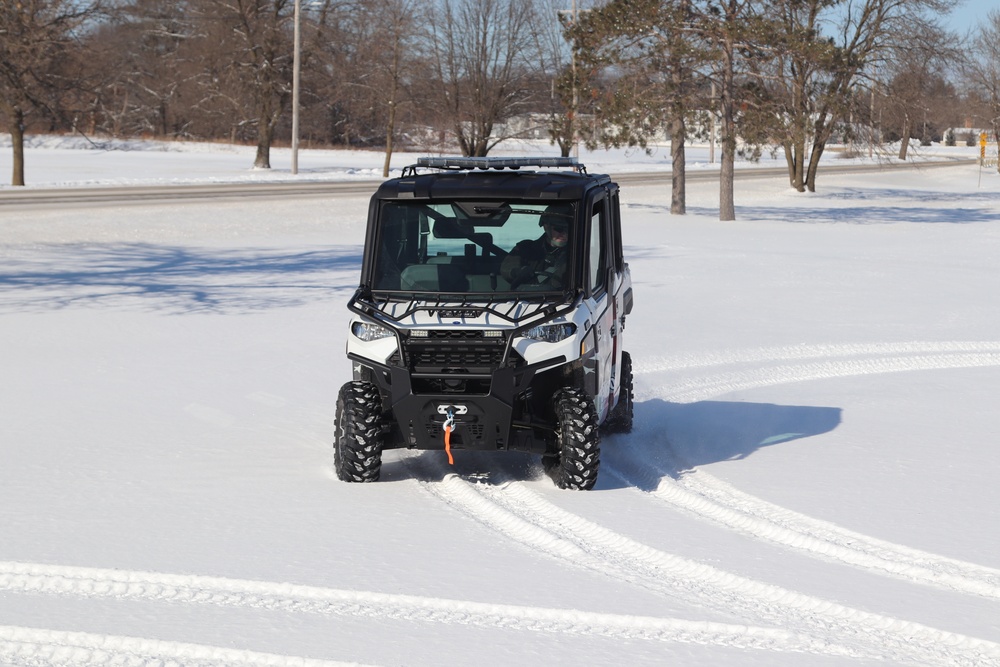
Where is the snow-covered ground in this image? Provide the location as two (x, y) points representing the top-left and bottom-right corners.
(1, 137), (999, 666)
(0, 133), (980, 188)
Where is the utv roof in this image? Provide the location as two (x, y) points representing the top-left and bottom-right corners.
(413, 156), (584, 171)
(374, 156), (613, 201)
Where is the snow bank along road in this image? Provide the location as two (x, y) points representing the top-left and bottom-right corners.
(3, 341), (1000, 666)
(0, 157), (975, 210)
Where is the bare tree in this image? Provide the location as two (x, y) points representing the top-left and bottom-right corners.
(747, 0), (834, 192)
(427, 0), (540, 157)
(345, 0), (426, 176)
(84, 0), (197, 139)
(757, 0), (958, 193)
(870, 18), (960, 159)
(527, 0), (599, 159)
(84, 0), (309, 149)
(524, 0), (570, 157)
(189, 0), (294, 169)
(570, 0), (773, 220)
(277, 1), (354, 147)
(965, 10), (1000, 155)
(568, 0), (708, 215)
(700, 0), (763, 221)
(0, 0), (106, 185)
(882, 25), (960, 159)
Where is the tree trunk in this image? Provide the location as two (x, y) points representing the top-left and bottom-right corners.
(803, 109), (838, 192)
(11, 107), (26, 187)
(383, 100), (396, 178)
(558, 137), (572, 158)
(556, 111), (573, 158)
(254, 117), (273, 169)
(783, 140), (806, 192)
(457, 129), (471, 157)
(255, 104), (280, 170)
(383, 41), (401, 178)
(783, 77), (807, 192)
(720, 136), (735, 221)
(805, 140), (825, 193)
(718, 32), (736, 221)
(791, 130), (807, 192)
(253, 70), (283, 170)
(993, 124), (1000, 167)
(669, 114), (686, 215)
(898, 115), (911, 160)
(159, 101), (168, 137)
(472, 124), (490, 156)
(668, 43), (687, 216)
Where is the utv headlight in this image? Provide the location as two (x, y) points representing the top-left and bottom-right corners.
(521, 322), (577, 343)
(351, 321), (393, 342)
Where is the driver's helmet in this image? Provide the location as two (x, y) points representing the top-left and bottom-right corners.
(539, 204), (573, 248)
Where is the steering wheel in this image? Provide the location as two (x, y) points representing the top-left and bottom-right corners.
(509, 266), (560, 290)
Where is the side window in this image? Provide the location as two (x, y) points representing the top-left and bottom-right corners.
(610, 190), (624, 272)
(589, 199), (607, 294)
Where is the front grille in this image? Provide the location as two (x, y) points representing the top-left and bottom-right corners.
(394, 330), (512, 375)
(409, 345), (503, 369)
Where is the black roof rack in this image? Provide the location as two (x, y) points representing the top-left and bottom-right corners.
(402, 156), (586, 177)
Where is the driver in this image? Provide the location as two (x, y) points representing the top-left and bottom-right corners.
(501, 204), (573, 288)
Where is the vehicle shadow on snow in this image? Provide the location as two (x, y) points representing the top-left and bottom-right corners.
(701, 204), (1000, 225)
(0, 242), (363, 313)
(626, 193), (1000, 225)
(377, 398), (840, 491)
(601, 398), (843, 491)
(376, 399), (841, 490)
(680, 198), (1000, 225)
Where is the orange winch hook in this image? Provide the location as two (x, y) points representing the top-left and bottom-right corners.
(443, 409), (455, 465)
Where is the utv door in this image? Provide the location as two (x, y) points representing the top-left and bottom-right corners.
(581, 188), (627, 423)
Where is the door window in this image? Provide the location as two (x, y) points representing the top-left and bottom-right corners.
(589, 199), (608, 294)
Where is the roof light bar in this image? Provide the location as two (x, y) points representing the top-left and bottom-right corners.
(415, 156), (582, 172)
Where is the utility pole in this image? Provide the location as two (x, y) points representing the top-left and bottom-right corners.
(571, 0), (579, 159)
(559, 1), (582, 159)
(291, 0), (301, 175)
(869, 85), (875, 158)
(709, 81), (716, 164)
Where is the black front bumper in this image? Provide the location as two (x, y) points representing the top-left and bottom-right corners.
(350, 354), (566, 454)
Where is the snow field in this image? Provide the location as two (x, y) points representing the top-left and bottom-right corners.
(1, 140), (999, 665)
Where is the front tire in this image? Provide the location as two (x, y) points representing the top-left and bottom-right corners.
(334, 381), (385, 482)
(550, 388), (600, 490)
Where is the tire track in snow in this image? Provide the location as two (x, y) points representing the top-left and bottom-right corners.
(0, 625), (360, 667)
(637, 340), (1000, 375)
(603, 447), (1000, 600)
(606, 342), (1000, 598)
(407, 456), (1000, 666)
(0, 562), (843, 657)
(636, 345), (1000, 404)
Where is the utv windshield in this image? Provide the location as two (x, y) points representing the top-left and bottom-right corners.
(371, 200), (576, 294)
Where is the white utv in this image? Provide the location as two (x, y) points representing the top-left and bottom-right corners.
(336, 157), (633, 490)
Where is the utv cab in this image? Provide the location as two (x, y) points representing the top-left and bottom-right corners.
(336, 156), (633, 490)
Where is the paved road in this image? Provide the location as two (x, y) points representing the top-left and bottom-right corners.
(0, 180), (381, 211)
(613, 157), (977, 185)
(0, 158), (977, 211)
